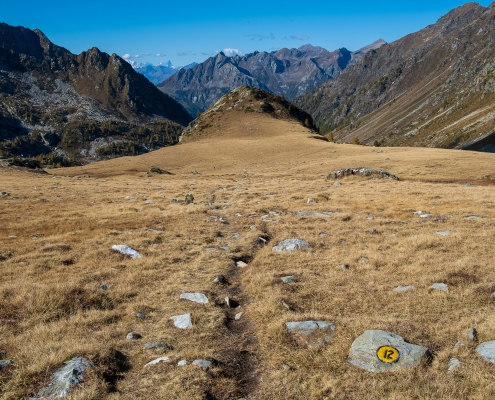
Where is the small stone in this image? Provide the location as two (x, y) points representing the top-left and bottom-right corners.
(437, 231), (450, 236)
(393, 285), (415, 292)
(136, 312), (146, 319)
(250, 225), (257, 230)
(125, 196), (135, 200)
(476, 341), (495, 364)
(419, 214), (434, 218)
(307, 198), (316, 204)
(280, 276), (295, 284)
(337, 264), (350, 271)
(220, 246), (230, 251)
(282, 301), (291, 311)
(296, 211), (336, 217)
(273, 239), (312, 252)
(430, 283), (449, 293)
(126, 332), (142, 340)
(98, 284), (111, 291)
(333, 182), (341, 187)
(235, 312), (244, 320)
(170, 199), (179, 204)
(359, 257), (368, 263)
(213, 275), (228, 284)
(413, 211), (422, 215)
(466, 216), (482, 220)
(233, 233), (242, 239)
(286, 321), (336, 348)
(467, 328), (478, 342)
(236, 261), (248, 268)
(184, 194), (194, 204)
(8, 235), (16, 239)
(205, 248), (216, 251)
(180, 293), (209, 304)
(320, 233), (329, 237)
(144, 356), (170, 367)
(31, 357), (93, 398)
(448, 358), (462, 372)
(192, 359), (212, 370)
(225, 297), (240, 308)
(234, 213), (242, 217)
(454, 341), (464, 349)
(178, 359), (187, 366)
(348, 330), (429, 372)
(144, 200), (153, 204)
(368, 228), (378, 234)
(0, 192), (10, 197)
(144, 342), (171, 350)
(171, 313), (192, 329)
(0, 360), (12, 371)
(112, 245), (142, 259)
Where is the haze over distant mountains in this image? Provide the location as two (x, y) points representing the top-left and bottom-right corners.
(294, 2), (495, 151)
(157, 40), (386, 116)
(132, 60), (198, 85)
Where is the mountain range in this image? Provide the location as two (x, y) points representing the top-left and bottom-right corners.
(294, 2), (495, 151)
(0, 23), (192, 165)
(132, 61), (198, 85)
(157, 40), (385, 116)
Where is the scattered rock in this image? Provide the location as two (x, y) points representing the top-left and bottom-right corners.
(448, 358), (462, 372)
(430, 283), (449, 293)
(125, 196), (135, 200)
(112, 245), (142, 259)
(307, 198), (316, 204)
(320, 233), (329, 237)
(348, 330), (429, 372)
(368, 228), (378, 234)
(126, 332), (142, 340)
(178, 359), (187, 367)
(250, 225), (257, 230)
(225, 297), (240, 308)
(333, 182), (342, 187)
(184, 194), (194, 205)
(393, 285), (415, 292)
(136, 312), (146, 319)
(148, 228), (163, 233)
(233, 233), (242, 239)
(213, 275), (228, 284)
(280, 276), (296, 284)
(463, 183), (474, 187)
(192, 359), (212, 370)
(437, 231), (451, 236)
(220, 246), (230, 251)
(413, 211), (423, 215)
(476, 341), (495, 364)
(419, 214), (434, 218)
(8, 235), (16, 239)
(273, 239), (312, 252)
(327, 167), (399, 180)
(286, 320), (336, 348)
(0, 360), (12, 371)
(234, 213), (242, 217)
(235, 312), (244, 320)
(149, 166), (172, 175)
(144, 342), (171, 350)
(338, 264), (350, 271)
(180, 293), (209, 304)
(454, 341), (464, 349)
(170, 199), (179, 204)
(144, 356), (170, 367)
(171, 313), (192, 329)
(236, 261), (248, 268)
(31, 357), (93, 399)
(467, 328), (478, 342)
(98, 284), (111, 291)
(0, 192), (10, 197)
(296, 211), (337, 217)
(144, 200), (153, 204)
(466, 216), (483, 220)
(359, 257), (368, 263)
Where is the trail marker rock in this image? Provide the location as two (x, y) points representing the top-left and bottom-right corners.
(184, 194), (194, 204)
(348, 330), (429, 372)
(180, 293), (208, 304)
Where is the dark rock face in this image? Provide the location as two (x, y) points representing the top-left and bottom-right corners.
(0, 23), (192, 165)
(158, 41), (384, 116)
(294, 3), (495, 151)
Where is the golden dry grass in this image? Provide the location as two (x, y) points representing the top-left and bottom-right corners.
(2, 109), (495, 399)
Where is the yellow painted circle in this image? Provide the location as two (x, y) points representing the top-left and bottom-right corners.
(376, 346), (400, 363)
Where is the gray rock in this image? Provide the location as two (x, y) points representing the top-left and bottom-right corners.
(180, 293), (209, 304)
(126, 332), (142, 340)
(320, 233), (329, 237)
(236, 261), (248, 268)
(437, 231), (451, 236)
(171, 313), (192, 329)
(430, 283), (449, 293)
(466, 216), (483, 220)
(348, 330), (429, 372)
(213, 275), (228, 284)
(170, 199), (179, 204)
(184, 194), (194, 205)
(467, 328), (478, 342)
(125, 196), (135, 200)
(359, 257), (368, 263)
(144, 356), (170, 367)
(0, 191), (11, 197)
(31, 357), (93, 399)
(250, 225), (257, 230)
(368, 228), (378, 234)
(273, 239), (312, 252)
(144, 200), (153, 204)
(327, 167), (399, 181)
(144, 342), (171, 350)
(476, 341), (495, 364)
(338, 264), (350, 271)
(220, 246), (230, 251)
(454, 341), (464, 349)
(280, 276), (296, 284)
(307, 198), (316, 204)
(419, 214), (434, 218)
(333, 182), (342, 187)
(393, 285), (415, 292)
(136, 312), (146, 319)
(448, 358), (462, 372)
(233, 233), (242, 239)
(178, 359), (187, 367)
(0, 360), (12, 371)
(286, 321), (336, 348)
(112, 245), (142, 259)
(98, 284), (111, 291)
(235, 312), (244, 320)
(192, 359), (212, 370)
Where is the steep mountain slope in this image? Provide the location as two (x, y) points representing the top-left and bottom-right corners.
(157, 41), (384, 117)
(294, 2), (495, 151)
(0, 23), (192, 165)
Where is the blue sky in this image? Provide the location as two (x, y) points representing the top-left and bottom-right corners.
(2, 1), (492, 66)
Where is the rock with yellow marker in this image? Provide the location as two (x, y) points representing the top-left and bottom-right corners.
(348, 330), (429, 372)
